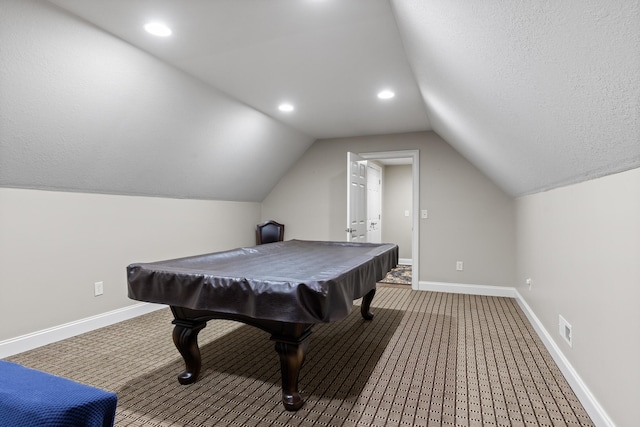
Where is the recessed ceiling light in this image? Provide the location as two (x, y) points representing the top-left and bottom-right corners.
(278, 103), (295, 112)
(377, 90), (395, 100)
(144, 22), (172, 37)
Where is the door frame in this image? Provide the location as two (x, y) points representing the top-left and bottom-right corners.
(366, 161), (382, 243)
(358, 150), (419, 290)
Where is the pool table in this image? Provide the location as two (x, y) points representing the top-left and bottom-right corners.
(127, 240), (398, 411)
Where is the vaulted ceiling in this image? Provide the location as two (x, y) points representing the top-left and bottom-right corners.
(46, 0), (639, 197)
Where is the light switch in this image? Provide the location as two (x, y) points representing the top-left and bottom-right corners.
(404, 210), (409, 217)
(421, 209), (428, 219)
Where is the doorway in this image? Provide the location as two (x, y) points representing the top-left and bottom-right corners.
(348, 150), (419, 289)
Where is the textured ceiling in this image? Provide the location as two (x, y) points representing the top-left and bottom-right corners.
(391, 0), (640, 196)
(45, 0), (640, 197)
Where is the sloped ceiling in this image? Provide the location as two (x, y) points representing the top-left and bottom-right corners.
(34, 1), (640, 197)
(46, 0), (430, 140)
(392, 0), (640, 196)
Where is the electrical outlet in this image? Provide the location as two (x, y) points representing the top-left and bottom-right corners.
(421, 209), (428, 219)
(559, 315), (572, 347)
(94, 281), (104, 297)
(456, 261), (464, 271)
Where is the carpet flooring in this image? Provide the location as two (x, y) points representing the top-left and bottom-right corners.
(6, 286), (593, 426)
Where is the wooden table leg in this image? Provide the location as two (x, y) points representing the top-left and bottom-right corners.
(273, 337), (310, 411)
(172, 318), (207, 385)
(361, 288), (376, 320)
(169, 307), (316, 411)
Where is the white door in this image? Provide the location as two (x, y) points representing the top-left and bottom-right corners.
(367, 163), (382, 243)
(346, 152), (367, 242)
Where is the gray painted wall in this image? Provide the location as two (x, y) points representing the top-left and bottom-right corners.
(516, 167), (640, 427)
(0, 188), (260, 341)
(261, 131), (517, 286)
(382, 165), (413, 260)
(0, 0), (295, 341)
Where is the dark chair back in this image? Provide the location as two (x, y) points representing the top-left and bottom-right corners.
(256, 220), (285, 245)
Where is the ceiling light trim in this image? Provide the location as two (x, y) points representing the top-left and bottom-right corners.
(144, 22), (172, 37)
(377, 90), (396, 100)
(278, 103), (295, 112)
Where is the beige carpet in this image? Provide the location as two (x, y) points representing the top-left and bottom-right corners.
(6, 286), (593, 426)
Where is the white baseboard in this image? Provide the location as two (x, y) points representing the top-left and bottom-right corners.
(418, 280), (518, 298)
(398, 258), (412, 265)
(417, 280), (614, 427)
(0, 302), (165, 359)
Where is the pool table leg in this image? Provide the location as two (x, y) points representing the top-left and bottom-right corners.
(172, 319), (207, 385)
(272, 330), (311, 411)
(361, 288), (376, 320)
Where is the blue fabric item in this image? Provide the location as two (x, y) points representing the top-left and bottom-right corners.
(0, 361), (117, 427)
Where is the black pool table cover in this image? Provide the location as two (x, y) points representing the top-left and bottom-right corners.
(127, 240), (399, 324)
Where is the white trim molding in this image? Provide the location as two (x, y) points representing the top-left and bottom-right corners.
(0, 302), (165, 359)
(418, 280), (518, 298)
(398, 258), (412, 265)
(417, 280), (614, 427)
